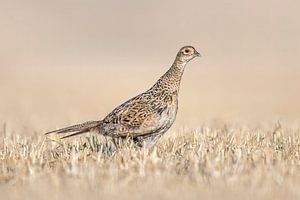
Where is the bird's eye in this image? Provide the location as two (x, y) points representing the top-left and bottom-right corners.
(184, 49), (190, 54)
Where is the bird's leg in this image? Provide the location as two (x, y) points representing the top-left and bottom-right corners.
(104, 136), (110, 155)
(135, 134), (162, 149)
(133, 137), (143, 148)
(112, 137), (120, 151)
(146, 134), (162, 149)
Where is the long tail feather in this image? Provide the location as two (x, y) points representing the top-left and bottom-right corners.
(60, 129), (91, 139)
(45, 120), (102, 138)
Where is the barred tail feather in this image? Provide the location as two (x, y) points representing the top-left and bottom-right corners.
(45, 120), (102, 138)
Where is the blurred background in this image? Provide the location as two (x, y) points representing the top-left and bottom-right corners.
(0, 0), (299, 134)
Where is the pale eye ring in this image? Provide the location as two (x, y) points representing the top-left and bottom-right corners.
(184, 49), (190, 54)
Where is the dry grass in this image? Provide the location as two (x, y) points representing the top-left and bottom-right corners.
(1, 122), (300, 200)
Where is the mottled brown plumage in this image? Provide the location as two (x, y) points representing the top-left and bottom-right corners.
(45, 46), (201, 147)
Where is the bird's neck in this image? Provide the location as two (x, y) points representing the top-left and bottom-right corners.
(167, 59), (187, 82)
(171, 59), (188, 74)
(151, 58), (187, 94)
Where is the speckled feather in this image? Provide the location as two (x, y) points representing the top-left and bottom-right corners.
(45, 46), (200, 147)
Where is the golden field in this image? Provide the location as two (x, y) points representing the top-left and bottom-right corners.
(1, 121), (300, 200)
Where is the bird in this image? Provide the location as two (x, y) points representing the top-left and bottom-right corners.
(45, 46), (201, 148)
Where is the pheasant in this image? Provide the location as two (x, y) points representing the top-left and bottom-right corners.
(45, 46), (201, 147)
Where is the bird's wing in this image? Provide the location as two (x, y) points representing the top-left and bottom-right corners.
(102, 92), (174, 137)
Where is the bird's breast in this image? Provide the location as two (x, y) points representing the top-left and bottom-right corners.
(155, 104), (178, 134)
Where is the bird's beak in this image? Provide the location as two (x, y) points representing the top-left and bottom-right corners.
(194, 50), (201, 57)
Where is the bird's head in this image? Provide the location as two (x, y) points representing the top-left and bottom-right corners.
(177, 46), (201, 62)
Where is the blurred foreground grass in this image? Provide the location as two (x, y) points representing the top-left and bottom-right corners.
(1, 123), (300, 200)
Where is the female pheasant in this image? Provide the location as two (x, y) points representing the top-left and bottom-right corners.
(45, 46), (201, 147)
